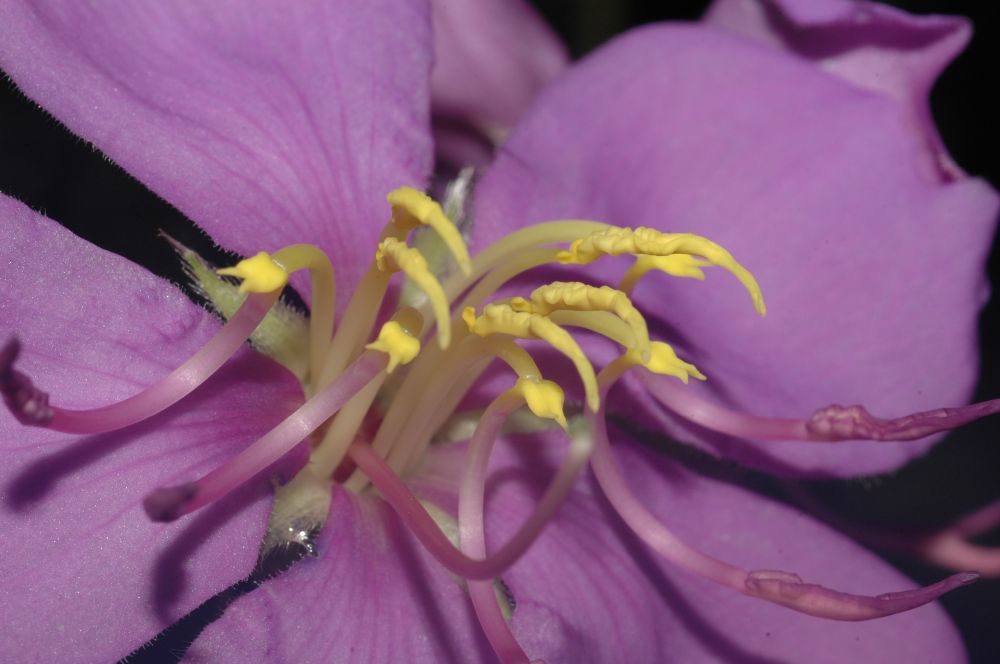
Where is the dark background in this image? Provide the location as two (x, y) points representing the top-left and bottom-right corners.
(1, 1), (997, 661)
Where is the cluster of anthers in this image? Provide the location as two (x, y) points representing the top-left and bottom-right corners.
(3, 186), (998, 663)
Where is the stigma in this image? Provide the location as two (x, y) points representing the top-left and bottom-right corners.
(4, 184), (999, 664)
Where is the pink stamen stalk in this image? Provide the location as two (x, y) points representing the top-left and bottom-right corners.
(347, 411), (591, 582)
(144, 350), (387, 522)
(919, 532), (1000, 578)
(639, 373), (808, 441)
(2, 292), (279, 434)
(458, 392), (533, 664)
(596, 368), (979, 619)
(870, 500), (1000, 578)
(641, 372), (1000, 442)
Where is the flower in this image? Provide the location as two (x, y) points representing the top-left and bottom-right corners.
(1, 1), (997, 664)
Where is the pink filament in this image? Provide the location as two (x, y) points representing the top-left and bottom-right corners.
(875, 500), (1000, 577)
(642, 372), (1000, 443)
(458, 394), (532, 664)
(347, 410), (589, 582)
(54, 292), (278, 434)
(639, 372), (808, 441)
(144, 350), (387, 521)
(595, 369), (979, 619)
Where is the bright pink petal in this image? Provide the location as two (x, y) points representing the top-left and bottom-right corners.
(430, 0), (568, 128)
(0, 0), (434, 305)
(193, 429), (967, 663)
(473, 23), (998, 477)
(0, 195), (303, 662)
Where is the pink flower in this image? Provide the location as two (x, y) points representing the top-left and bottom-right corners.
(1, 1), (996, 662)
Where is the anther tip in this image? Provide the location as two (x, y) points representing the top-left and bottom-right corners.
(1, 337), (21, 371)
(956, 571), (981, 586)
(143, 483), (198, 522)
(1, 337), (55, 427)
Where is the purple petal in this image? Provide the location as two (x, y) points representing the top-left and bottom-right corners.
(0, 0), (434, 305)
(430, 0), (568, 128)
(187, 486), (492, 663)
(194, 430), (966, 663)
(0, 195), (303, 662)
(704, 0), (971, 181)
(473, 23), (998, 477)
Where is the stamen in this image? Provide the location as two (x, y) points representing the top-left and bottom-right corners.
(511, 281), (650, 361)
(641, 371), (1000, 443)
(364, 307), (423, 374)
(321, 188), (471, 383)
(143, 349), (388, 522)
(916, 500), (1000, 577)
(376, 336), (559, 481)
(744, 570), (979, 621)
(346, 396), (591, 581)
(375, 238), (452, 348)
(805, 402), (1000, 441)
(591, 356), (979, 620)
(815, 497), (1000, 578)
(619, 254), (711, 293)
(269, 245), (336, 392)
(557, 226), (766, 315)
(1, 338), (54, 426)
(444, 220), (610, 300)
(367, 335), (494, 476)
(2, 291), (279, 434)
(386, 186), (472, 277)
(459, 390), (547, 664)
(217, 251), (290, 294)
(463, 303), (599, 411)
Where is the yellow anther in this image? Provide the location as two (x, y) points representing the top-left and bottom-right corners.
(216, 252), (289, 294)
(511, 281), (651, 361)
(463, 303), (599, 412)
(365, 308), (424, 374)
(620, 254), (710, 294)
(625, 341), (706, 384)
(375, 238), (452, 349)
(387, 186), (472, 276)
(515, 377), (568, 430)
(556, 226), (765, 316)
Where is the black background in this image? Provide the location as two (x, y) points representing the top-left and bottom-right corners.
(1, 1), (997, 662)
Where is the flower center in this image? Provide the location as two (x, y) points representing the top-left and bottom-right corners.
(4, 184), (991, 663)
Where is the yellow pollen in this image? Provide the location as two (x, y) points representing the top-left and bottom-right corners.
(463, 303), (599, 412)
(375, 237), (452, 349)
(511, 281), (650, 361)
(387, 186), (472, 276)
(216, 251), (289, 294)
(365, 308), (424, 374)
(556, 226), (766, 316)
(515, 377), (568, 430)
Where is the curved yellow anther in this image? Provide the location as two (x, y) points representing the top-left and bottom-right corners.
(515, 377), (568, 430)
(625, 341), (706, 384)
(217, 252), (289, 294)
(619, 254), (711, 294)
(365, 308), (424, 374)
(387, 187), (472, 276)
(463, 304), (599, 412)
(556, 226), (765, 316)
(375, 238), (452, 349)
(511, 281), (650, 361)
